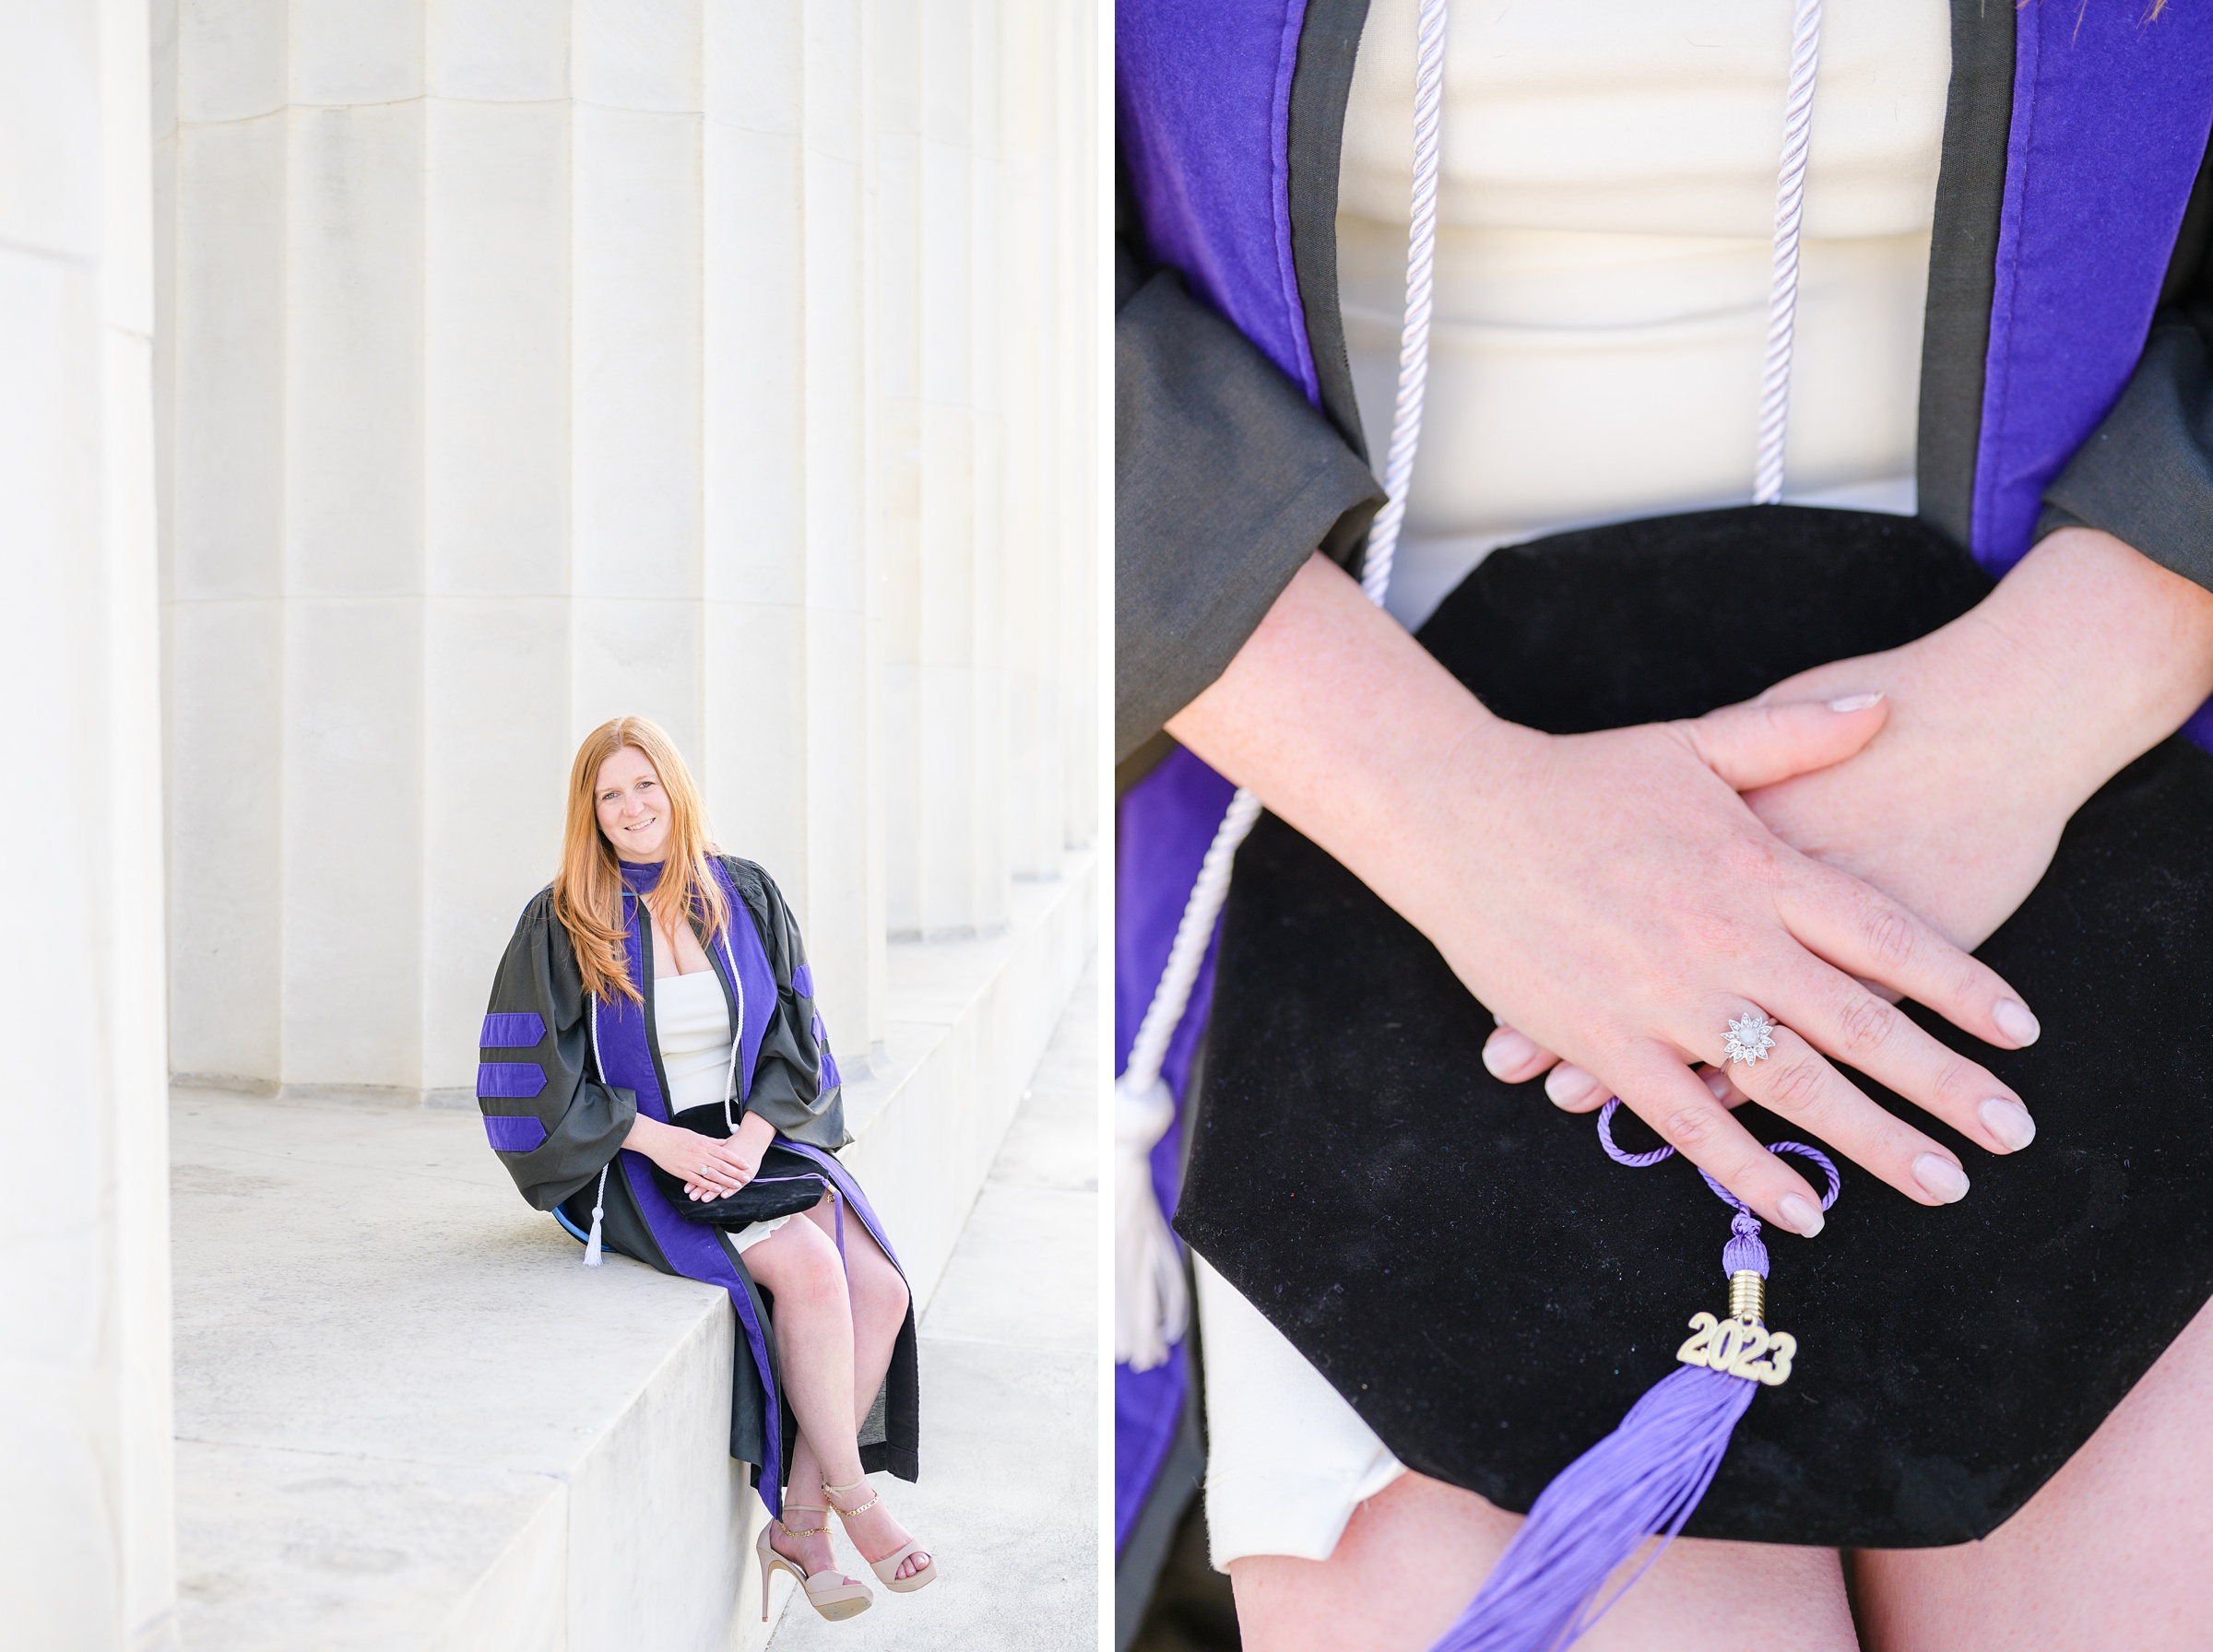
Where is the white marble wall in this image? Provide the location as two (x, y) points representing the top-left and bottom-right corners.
(152, 0), (1097, 1099)
(0, 4), (180, 1646)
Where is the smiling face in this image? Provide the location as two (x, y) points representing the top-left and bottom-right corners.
(593, 744), (671, 864)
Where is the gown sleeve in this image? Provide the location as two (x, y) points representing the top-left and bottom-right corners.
(2040, 147), (2213, 593)
(476, 890), (639, 1210)
(1117, 205), (1384, 763)
(727, 858), (853, 1152)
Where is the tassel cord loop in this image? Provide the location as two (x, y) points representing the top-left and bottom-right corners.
(1597, 1098), (1841, 1216)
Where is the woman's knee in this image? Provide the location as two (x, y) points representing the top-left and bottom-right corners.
(850, 1248), (909, 1334)
(752, 1216), (848, 1306)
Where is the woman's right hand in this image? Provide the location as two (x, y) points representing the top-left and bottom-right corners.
(1164, 553), (2040, 1233)
(626, 1115), (757, 1200)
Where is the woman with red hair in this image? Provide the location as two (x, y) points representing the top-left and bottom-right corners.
(477, 715), (935, 1623)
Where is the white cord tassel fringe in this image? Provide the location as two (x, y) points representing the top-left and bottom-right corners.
(1116, 1076), (1189, 1369)
(1752, 0), (1821, 506)
(1113, 0), (1450, 1371)
(584, 1163), (608, 1267)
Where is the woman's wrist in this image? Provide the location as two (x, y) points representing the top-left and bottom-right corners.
(1964, 527), (2213, 796)
(733, 1110), (776, 1160)
(1166, 551), (1533, 920)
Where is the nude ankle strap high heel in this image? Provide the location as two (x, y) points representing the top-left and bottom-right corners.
(822, 1478), (939, 1594)
(756, 1511), (872, 1622)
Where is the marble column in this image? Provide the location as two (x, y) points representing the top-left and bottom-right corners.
(0, 1), (178, 1646)
(157, 0), (1094, 1098)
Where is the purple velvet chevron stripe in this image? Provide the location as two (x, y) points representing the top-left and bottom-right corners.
(482, 1115), (548, 1152)
(1115, 745), (1240, 1550)
(822, 1047), (842, 1089)
(596, 889), (787, 1517)
(792, 963), (814, 997)
(705, 859), (778, 1103)
(476, 1062), (547, 1100)
(479, 1011), (544, 1049)
(1973, 0), (2213, 580)
(1118, 0), (1321, 404)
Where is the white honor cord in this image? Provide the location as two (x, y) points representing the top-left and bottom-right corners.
(1114, 0), (1452, 1372)
(586, 997), (609, 1267)
(719, 927), (745, 1137)
(1753, 0), (1823, 506)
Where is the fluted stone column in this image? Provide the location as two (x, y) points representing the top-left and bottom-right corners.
(1, 3), (178, 1646)
(156, 0), (1093, 1100)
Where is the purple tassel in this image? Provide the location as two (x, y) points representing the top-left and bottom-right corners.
(1431, 1363), (1757, 1652)
(1429, 1102), (1839, 1652)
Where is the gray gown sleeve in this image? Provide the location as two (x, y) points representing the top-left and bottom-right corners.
(477, 891), (638, 1211)
(2041, 301), (2213, 592)
(1117, 235), (1384, 762)
(2039, 147), (2213, 591)
(725, 858), (852, 1152)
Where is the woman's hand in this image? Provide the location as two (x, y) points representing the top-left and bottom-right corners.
(1746, 528), (2213, 946)
(1489, 528), (2213, 1162)
(626, 1113), (767, 1201)
(1166, 554), (2040, 1234)
(682, 1111), (776, 1202)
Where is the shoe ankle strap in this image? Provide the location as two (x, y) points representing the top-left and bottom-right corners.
(777, 1506), (832, 1537)
(822, 1479), (882, 1520)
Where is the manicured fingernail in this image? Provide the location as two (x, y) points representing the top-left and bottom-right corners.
(1980, 1096), (2037, 1150)
(1913, 1153), (1970, 1203)
(1778, 1193), (1825, 1236)
(1544, 1066), (1598, 1108)
(1826, 692), (1884, 712)
(1993, 998), (2040, 1046)
(1701, 1068), (1733, 1102)
(1483, 1028), (1539, 1078)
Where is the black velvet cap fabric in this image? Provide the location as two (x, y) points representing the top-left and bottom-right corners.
(1175, 506), (2213, 1549)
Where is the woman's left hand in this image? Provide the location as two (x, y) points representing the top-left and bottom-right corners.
(1489, 527), (2213, 1130)
(683, 1110), (775, 1201)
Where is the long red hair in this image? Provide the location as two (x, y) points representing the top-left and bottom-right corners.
(551, 716), (730, 1005)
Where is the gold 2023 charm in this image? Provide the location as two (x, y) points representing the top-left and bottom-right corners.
(1676, 1311), (1795, 1386)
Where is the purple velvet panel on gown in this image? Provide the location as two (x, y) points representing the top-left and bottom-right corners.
(594, 867), (788, 1515)
(1117, 0), (1321, 404)
(1975, 1), (2213, 744)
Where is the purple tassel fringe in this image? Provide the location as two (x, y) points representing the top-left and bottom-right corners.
(1429, 1103), (1840, 1652)
(1430, 1363), (1757, 1652)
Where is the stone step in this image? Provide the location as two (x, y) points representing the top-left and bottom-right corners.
(171, 854), (1094, 1651)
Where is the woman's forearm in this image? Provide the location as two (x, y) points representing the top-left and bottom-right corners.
(1165, 552), (1539, 926)
(624, 1112), (674, 1154)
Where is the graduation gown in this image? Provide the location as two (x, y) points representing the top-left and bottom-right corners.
(476, 853), (919, 1517)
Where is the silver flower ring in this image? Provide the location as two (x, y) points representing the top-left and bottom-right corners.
(1723, 1009), (1779, 1066)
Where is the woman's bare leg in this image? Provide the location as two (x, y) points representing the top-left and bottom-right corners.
(797, 1198), (928, 1578)
(1852, 1292), (2213, 1652)
(1229, 1470), (1858, 1652)
(740, 1212), (861, 1579)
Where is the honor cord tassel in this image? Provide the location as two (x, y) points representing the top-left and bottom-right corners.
(584, 1163), (608, 1267)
